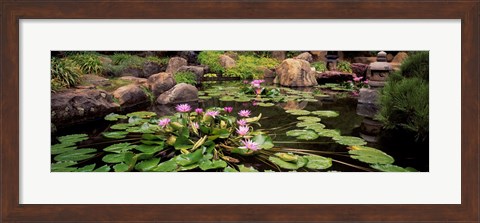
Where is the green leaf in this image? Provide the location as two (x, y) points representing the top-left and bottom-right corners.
(135, 144), (164, 154)
(333, 136), (367, 146)
(304, 123), (326, 132)
(173, 135), (193, 150)
(93, 165), (111, 172)
(296, 121), (322, 128)
(113, 163), (129, 172)
(304, 155), (332, 170)
(102, 152), (132, 163)
(57, 134), (88, 144)
(370, 164), (414, 172)
(231, 148), (255, 156)
(269, 156), (307, 170)
(252, 134), (274, 149)
(286, 129), (318, 140)
(51, 143), (77, 155)
(211, 128), (231, 139)
(311, 110), (339, 117)
(75, 164), (96, 172)
(199, 159), (228, 171)
(103, 142), (136, 153)
(126, 111), (157, 118)
(54, 148), (97, 162)
(135, 158), (161, 171)
(110, 123), (132, 130)
(257, 102), (275, 107)
(219, 96), (235, 101)
(152, 159), (178, 172)
(102, 131), (128, 139)
(237, 164), (259, 172)
(224, 166), (238, 172)
(175, 149), (203, 166)
(348, 146), (395, 164)
(178, 163), (199, 171)
(286, 110), (311, 116)
(315, 129), (341, 138)
(297, 116), (321, 122)
(105, 113), (127, 121)
(51, 161), (77, 169)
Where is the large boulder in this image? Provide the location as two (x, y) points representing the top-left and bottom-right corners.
(166, 57), (187, 73)
(177, 51), (198, 64)
(177, 65), (205, 81)
(147, 72), (176, 97)
(351, 63), (369, 78)
(310, 51), (327, 62)
(392, 52), (408, 63)
(80, 74), (111, 87)
(113, 84), (149, 108)
(219, 55), (236, 69)
(119, 76), (148, 87)
(271, 51), (286, 61)
(295, 52), (313, 62)
(156, 83), (198, 104)
(142, 61), (163, 77)
(274, 59), (318, 87)
(51, 89), (119, 127)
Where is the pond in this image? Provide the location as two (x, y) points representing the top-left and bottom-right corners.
(51, 80), (428, 172)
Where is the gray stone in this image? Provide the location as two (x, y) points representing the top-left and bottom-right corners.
(147, 72), (176, 97)
(177, 66), (205, 81)
(219, 55), (236, 69)
(142, 61), (163, 77)
(113, 84), (149, 108)
(294, 52), (313, 62)
(356, 103), (380, 118)
(156, 83), (198, 104)
(166, 57), (187, 73)
(119, 76), (148, 87)
(271, 51), (286, 61)
(274, 59), (318, 87)
(358, 88), (380, 105)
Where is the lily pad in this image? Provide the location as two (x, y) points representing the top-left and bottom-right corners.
(102, 131), (128, 139)
(51, 144), (77, 155)
(126, 111), (157, 119)
(315, 129), (341, 138)
(304, 155), (332, 170)
(152, 159), (178, 172)
(93, 165), (111, 172)
(333, 136), (367, 146)
(370, 164), (416, 172)
(75, 164), (96, 172)
(304, 123), (326, 132)
(53, 148), (97, 162)
(135, 144), (164, 154)
(110, 123), (132, 130)
(105, 113), (127, 121)
(135, 158), (161, 171)
(113, 163), (129, 172)
(224, 166), (238, 172)
(348, 146), (395, 165)
(219, 96), (235, 101)
(199, 159), (227, 171)
(102, 152), (132, 163)
(286, 109), (311, 116)
(57, 134), (88, 144)
(252, 134), (274, 149)
(237, 165), (259, 172)
(257, 102), (275, 107)
(297, 116), (321, 122)
(103, 142), (136, 153)
(311, 110), (339, 117)
(296, 121), (321, 128)
(199, 96), (212, 100)
(175, 149), (203, 166)
(269, 156), (307, 170)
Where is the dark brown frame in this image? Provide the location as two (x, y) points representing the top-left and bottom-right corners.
(1, 1), (478, 222)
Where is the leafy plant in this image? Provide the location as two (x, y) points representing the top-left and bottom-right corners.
(397, 51), (428, 81)
(174, 71), (197, 85)
(311, 61), (327, 72)
(51, 57), (82, 90)
(224, 55), (279, 79)
(69, 53), (103, 74)
(337, 61), (352, 73)
(197, 51), (225, 74)
(203, 73), (217, 78)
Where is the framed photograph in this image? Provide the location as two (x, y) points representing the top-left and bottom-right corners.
(1, 1), (478, 222)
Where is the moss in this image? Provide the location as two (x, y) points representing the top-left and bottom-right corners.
(223, 55), (279, 79)
(96, 78), (133, 92)
(197, 51), (225, 74)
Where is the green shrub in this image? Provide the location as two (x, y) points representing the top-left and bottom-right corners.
(286, 51), (302, 58)
(397, 51), (429, 81)
(224, 55), (279, 79)
(197, 51), (225, 74)
(70, 53), (103, 74)
(110, 53), (145, 68)
(337, 61), (352, 73)
(311, 61), (327, 72)
(145, 56), (169, 66)
(51, 58), (82, 90)
(174, 71), (197, 85)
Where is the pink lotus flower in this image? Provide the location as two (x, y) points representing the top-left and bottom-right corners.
(224, 107), (233, 113)
(364, 80), (369, 84)
(195, 108), (203, 114)
(251, 79), (265, 85)
(205, 110), (220, 118)
(191, 122), (199, 129)
(236, 125), (250, 136)
(158, 118), (171, 128)
(237, 119), (247, 126)
(239, 139), (260, 151)
(175, 104), (192, 113)
(353, 77), (363, 82)
(238, 110), (251, 117)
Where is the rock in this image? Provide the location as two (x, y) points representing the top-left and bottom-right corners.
(147, 72), (176, 97)
(177, 66), (205, 81)
(99, 56), (112, 66)
(166, 57), (187, 73)
(80, 74), (111, 87)
(392, 52), (408, 63)
(113, 84), (149, 108)
(310, 51), (327, 62)
(119, 76), (148, 87)
(120, 67), (144, 77)
(219, 55), (236, 69)
(353, 57), (377, 64)
(351, 63), (369, 78)
(356, 101), (379, 118)
(263, 68), (275, 78)
(358, 88), (379, 105)
(142, 61), (163, 78)
(271, 51), (286, 61)
(51, 89), (119, 127)
(315, 71), (356, 83)
(177, 51), (198, 64)
(156, 83), (198, 104)
(294, 52), (313, 62)
(224, 52), (239, 60)
(386, 53), (394, 62)
(274, 59), (318, 87)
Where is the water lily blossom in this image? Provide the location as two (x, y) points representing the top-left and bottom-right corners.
(363, 79), (369, 84)
(175, 104), (192, 113)
(224, 107), (233, 113)
(237, 119), (247, 126)
(158, 118), (171, 128)
(238, 110), (251, 117)
(239, 139), (260, 151)
(236, 125), (250, 136)
(195, 108), (203, 114)
(205, 110), (220, 118)
(191, 122), (199, 130)
(353, 76), (363, 82)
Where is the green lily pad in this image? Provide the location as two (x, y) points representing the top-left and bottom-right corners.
(93, 165), (111, 172)
(53, 148), (97, 162)
(297, 116), (321, 122)
(135, 158), (161, 171)
(174, 135), (193, 150)
(304, 155), (332, 170)
(296, 121), (321, 128)
(113, 163), (129, 172)
(57, 134), (88, 144)
(286, 110), (311, 115)
(300, 98), (318, 102)
(175, 149), (203, 166)
(315, 129), (341, 137)
(135, 144), (164, 154)
(234, 97), (251, 102)
(224, 166), (238, 172)
(269, 156), (307, 170)
(152, 159), (178, 172)
(105, 113), (128, 121)
(348, 146), (395, 165)
(102, 131), (128, 139)
(199, 96), (212, 100)
(252, 134), (274, 149)
(126, 111), (157, 119)
(51, 161), (77, 171)
(51, 144), (77, 155)
(304, 123), (326, 132)
(370, 164), (416, 172)
(75, 164), (96, 172)
(257, 102), (275, 107)
(219, 96), (235, 101)
(103, 142), (136, 153)
(178, 163), (199, 171)
(102, 152), (132, 163)
(237, 165), (259, 172)
(199, 159), (228, 171)
(333, 136), (367, 146)
(110, 123), (132, 130)
(311, 110), (340, 117)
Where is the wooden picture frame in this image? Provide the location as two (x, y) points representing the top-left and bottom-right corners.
(1, 1), (478, 222)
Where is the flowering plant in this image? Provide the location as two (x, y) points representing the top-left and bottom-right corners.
(240, 79), (281, 97)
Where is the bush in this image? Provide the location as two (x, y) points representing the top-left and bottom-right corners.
(174, 71), (197, 85)
(337, 61), (352, 73)
(197, 51), (225, 74)
(376, 51), (429, 142)
(70, 53), (103, 74)
(51, 58), (82, 91)
(224, 55), (279, 79)
(311, 61), (327, 72)
(105, 53), (169, 76)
